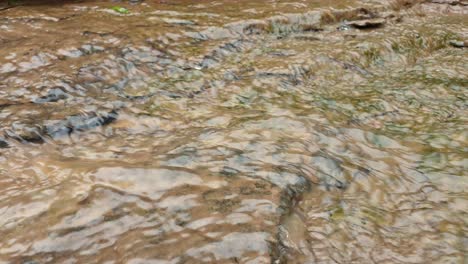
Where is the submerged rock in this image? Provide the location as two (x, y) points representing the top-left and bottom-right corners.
(161, 18), (195, 25)
(4, 111), (118, 144)
(80, 44), (105, 54)
(0, 137), (8, 148)
(4, 123), (45, 143)
(46, 110), (118, 138)
(347, 18), (386, 29)
(449, 40), (467, 48)
(57, 48), (84, 59)
(34, 88), (69, 103)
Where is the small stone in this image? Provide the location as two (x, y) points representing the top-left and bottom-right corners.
(34, 88), (69, 103)
(80, 44), (105, 54)
(449, 40), (466, 48)
(347, 18), (386, 29)
(57, 48), (83, 58)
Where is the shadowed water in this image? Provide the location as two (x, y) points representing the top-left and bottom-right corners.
(0, 0), (467, 263)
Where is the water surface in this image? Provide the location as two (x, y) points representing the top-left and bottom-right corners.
(0, 0), (467, 263)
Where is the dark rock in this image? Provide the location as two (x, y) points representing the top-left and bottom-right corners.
(5, 110), (118, 144)
(268, 50), (297, 57)
(46, 110), (118, 138)
(220, 166), (240, 177)
(256, 71), (292, 78)
(0, 137), (8, 148)
(34, 88), (69, 103)
(292, 34), (321, 41)
(449, 40), (467, 48)
(347, 18), (386, 29)
(5, 124), (45, 143)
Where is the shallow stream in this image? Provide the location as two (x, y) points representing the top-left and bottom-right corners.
(0, 0), (467, 263)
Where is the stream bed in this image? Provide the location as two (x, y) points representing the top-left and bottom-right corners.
(0, 0), (467, 263)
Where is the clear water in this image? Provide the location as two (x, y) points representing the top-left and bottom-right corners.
(0, 1), (467, 263)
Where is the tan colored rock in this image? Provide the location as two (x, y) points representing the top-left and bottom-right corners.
(347, 18), (386, 29)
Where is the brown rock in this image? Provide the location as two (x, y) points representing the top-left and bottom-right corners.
(347, 18), (386, 29)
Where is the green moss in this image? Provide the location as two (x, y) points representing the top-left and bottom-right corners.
(330, 206), (345, 221)
(111, 6), (130, 14)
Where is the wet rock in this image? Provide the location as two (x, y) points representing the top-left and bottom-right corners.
(256, 70), (292, 78)
(449, 40), (467, 48)
(267, 50), (297, 57)
(46, 110), (118, 138)
(5, 123), (45, 143)
(34, 88), (69, 103)
(310, 155), (347, 189)
(57, 48), (84, 59)
(5, 111), (118, 144)
(80, 44), (105, 54)
(347, 18), (385, 29)
(220, 166), (240, 177)
(122, 46), (164, 64)
(0, 63), (17, 74)
(0, 137), (8, 148)
(161, 18), (195, 25)
(18, 53), (56, 72)
(184, 31), (209, 40)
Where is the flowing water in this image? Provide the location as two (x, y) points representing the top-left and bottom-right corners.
(0, 0), (467, 263)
